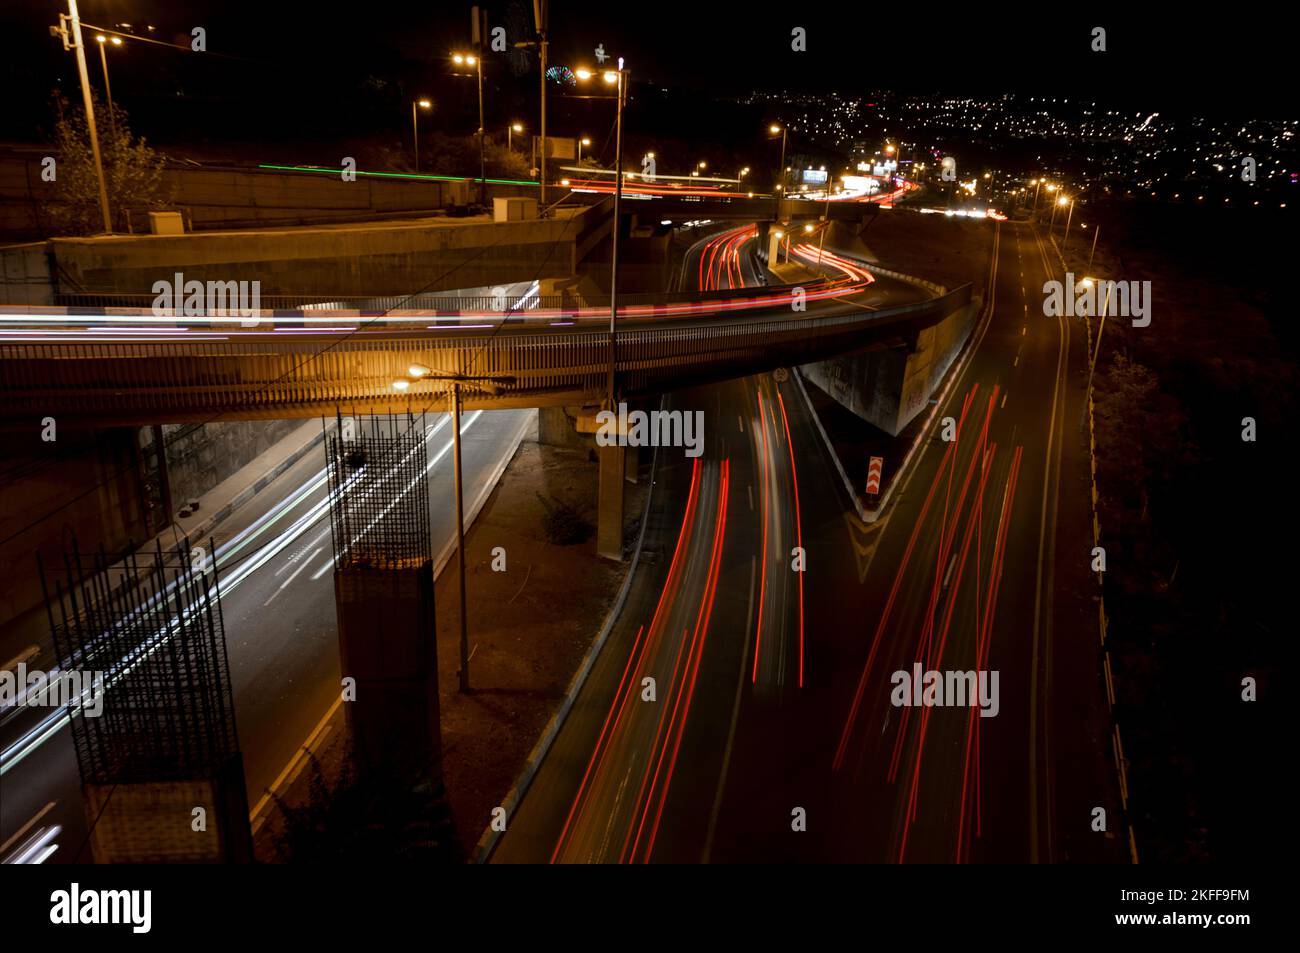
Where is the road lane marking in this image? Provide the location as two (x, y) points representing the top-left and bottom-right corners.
(263, 547), (322, 606)
(1027, 225), (1068, 864)
(250, 693), (345, 833)
(702, 554), (758, 862)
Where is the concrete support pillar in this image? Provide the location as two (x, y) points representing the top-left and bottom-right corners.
(335, 563), (441, 779)
(597, 442), (625, 560)
(84, 760), (253, 863)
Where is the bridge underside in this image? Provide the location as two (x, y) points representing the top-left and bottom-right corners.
(0, 286), (971, 427)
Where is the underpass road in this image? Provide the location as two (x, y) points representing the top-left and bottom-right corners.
(0, 408), (532, 863)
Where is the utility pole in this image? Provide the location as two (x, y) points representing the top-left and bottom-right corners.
(1087, 223), (1101, 274)
(55, 0), (112, 233)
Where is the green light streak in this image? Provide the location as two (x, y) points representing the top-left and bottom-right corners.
(257, 163), (539, 187)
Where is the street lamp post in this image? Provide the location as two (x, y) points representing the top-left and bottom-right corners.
(1062, 196), (1076, 247)
(577, 63), (628, 408)
(769, 124), (788, 196)
(1084, 280), (1115, 415)
(452, 53), (486, 205)
(1050, 194), (1065, 230)
(450, 382), (469, 691)
(578, 136), (591, 164)
(1087, 223), (1101, 274)
(397, 367), (516, 693)
(411, 99), (431, 173)
(94, 35), (121, 141)
(508, 122), (523, 151)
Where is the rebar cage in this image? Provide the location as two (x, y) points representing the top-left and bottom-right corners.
(326, 413), (433, 572)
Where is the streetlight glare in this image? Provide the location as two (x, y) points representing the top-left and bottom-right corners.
(581, 137), (591, 146)
(575, 68), (593, 80)
(769, 125), (781, 134)
(602, 70), (617, 84)
(512, 123), (523, 132)
(417, 99), (432, 109)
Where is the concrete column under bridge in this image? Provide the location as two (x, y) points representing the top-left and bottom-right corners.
(325, 415), (443, 798)
(538, 404), (648, 561)
(334, 564), (440, 777)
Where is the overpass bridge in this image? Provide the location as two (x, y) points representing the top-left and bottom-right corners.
(562, 183), (916, 223)
(0, 277), (971, 426)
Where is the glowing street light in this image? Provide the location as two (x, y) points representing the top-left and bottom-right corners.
(508, 122), (523, 150)
(768, 124), (789, 195)
(94, 34), (123, 140)
(453, 51), (487, 205)
(576, 60), (630, 409)
(411, 98), (432, 172)
(578, 136), (591, 162)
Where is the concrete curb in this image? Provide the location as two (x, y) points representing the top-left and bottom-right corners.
(791, 368), (868, 522)
(470, 416), (664, 864)
(430, 409), (537, 583)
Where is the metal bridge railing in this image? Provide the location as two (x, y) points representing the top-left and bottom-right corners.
(0, 284), (972, 423)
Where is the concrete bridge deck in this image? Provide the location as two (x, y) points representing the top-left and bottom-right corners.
(0, 279), (972, 426)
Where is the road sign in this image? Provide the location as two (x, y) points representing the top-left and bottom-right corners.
(866, 456), (884, 496)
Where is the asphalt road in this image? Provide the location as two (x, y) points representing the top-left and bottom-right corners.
(493, 220), (1121, 863)
(0, 408), (533, 863)
(494, 224), (925, 862)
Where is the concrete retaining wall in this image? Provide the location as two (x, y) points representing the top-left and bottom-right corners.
(162, 419), (303, 509)
(0, 241), (54, 306)
(801, 297), (979, 436)
(48, 211), (589, 298)
(0, 148), (539, 238)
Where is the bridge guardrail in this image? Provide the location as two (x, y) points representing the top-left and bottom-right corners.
(0, 283), (972, 424)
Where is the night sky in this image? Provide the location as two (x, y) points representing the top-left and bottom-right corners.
(1, 0), (1292, 135)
